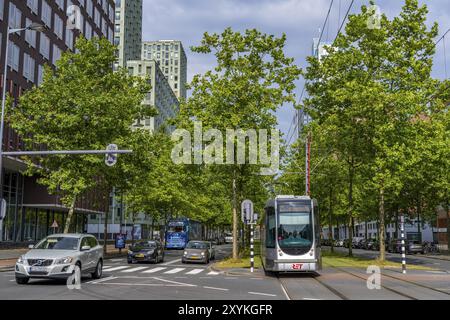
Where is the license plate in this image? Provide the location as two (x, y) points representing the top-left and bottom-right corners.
(135, 254), (144, 258)
(292, 263), (303, 270)
(190, 256), (200, 259)
(30, 266), (47, 272)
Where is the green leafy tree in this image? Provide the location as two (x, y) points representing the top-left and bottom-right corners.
(9, 37), (151, 233)
(178, 28), (301, 258)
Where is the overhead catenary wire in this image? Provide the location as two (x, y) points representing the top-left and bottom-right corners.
(289, 0), (354, 146)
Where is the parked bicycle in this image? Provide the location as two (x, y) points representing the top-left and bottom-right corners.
(422, 241), (440, 254)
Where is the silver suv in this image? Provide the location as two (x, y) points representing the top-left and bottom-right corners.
(15, 233), (103, 284)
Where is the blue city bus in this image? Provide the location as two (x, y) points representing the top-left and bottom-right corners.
(165, 218), (202, 249)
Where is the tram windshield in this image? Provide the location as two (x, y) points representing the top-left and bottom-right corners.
(277, 202), (313, 249)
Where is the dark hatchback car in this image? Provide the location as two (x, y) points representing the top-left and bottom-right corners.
(127, 240), (164, 264)
(388, 239), (424, 254)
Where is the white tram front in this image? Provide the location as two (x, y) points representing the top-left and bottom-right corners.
(261, 195), (321, 274)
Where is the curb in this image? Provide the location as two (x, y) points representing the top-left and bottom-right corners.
(210, 264), (265, 278)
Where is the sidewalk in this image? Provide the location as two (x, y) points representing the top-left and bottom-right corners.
(0, 244), (127, 271)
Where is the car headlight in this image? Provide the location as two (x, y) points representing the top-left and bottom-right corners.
(17, 256), (26, 264)
(55, 257), (74, 264)
(128, 250), (133, 255)
(201, 252), (205, 256)
(183, 251), (187, 255)
(146, 250), (154, 255)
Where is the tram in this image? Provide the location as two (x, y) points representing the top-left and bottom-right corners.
(260, 195), (322, 274)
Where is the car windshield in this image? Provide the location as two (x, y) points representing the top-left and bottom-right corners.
(34, 237), (79, 250)
(135, 241), (157, 248)
(186, 242), (207, 249)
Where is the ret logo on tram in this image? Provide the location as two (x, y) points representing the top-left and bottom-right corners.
(260, 195), (322, 274)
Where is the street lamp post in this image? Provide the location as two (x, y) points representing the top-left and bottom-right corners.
(0, 23), (46, 239)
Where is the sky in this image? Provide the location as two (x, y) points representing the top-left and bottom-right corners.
(141, 0), (450, 141)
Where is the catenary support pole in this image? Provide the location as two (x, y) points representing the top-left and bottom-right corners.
(250, 223), (254, 273)
(401, 215), (406, 274)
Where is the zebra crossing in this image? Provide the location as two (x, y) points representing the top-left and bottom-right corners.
(102, 265), (220, 276)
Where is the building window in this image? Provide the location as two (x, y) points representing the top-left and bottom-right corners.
(87, 0), (93, 18)
(128, 67), (133, 75)
(53, 45), (61, 65)
(9, 3), (22, 29)
(146, 66), (151, 75)
(27, 0), (39, 15)
(85, 22), (92, 40)
(25, 19), (37, 48)
(65, 28), (74, 50)
(56, 0), (64, 10)
(94, 8), (100, 27)
(7, 41), (20, 71)
(41, 1), (52, 27)
(40, 34), (50, 60)
(115, 0), (121, 8)
(54, 14), (63, 39)
(23, 53), (35, 82)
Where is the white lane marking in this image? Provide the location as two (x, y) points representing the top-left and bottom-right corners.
(225, 277), (238, 280)
(161, 259), (181, 266)
(164, 268), (185, 274)
(203, 286), (229, 291)
(9, 279), (15, 282)
(426, 270), (447, 274)
(279, 282), (291, 300)
(207, 271), (219, 275)
(142, 267), (166, 273)
(102, 266), (129, 272)
(85, 276), (117, 284)
(248, 291), (277, 297)
(153, 277), (197, 287)
(109, 259), (123, 262)
(185, 268), (204, 275)
(303, 298), (320, 300)
(120, 267), (149, 273)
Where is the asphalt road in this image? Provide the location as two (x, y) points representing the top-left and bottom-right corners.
(0, 244), (285, 300)
(1, 244), (449, 300)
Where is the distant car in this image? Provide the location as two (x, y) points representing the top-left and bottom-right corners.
(352, 237), (364, 248)
(364, 239), (377, 250)
(15, 234), (103, 285)
(127, 240), (164, 264)
(224, 233), (233, 244)
(182, 240), (215, 264)
(407, 240), (424, 254)
(335, 240), (344, 247)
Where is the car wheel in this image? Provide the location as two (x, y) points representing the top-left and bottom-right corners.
(16, 277), (29, 285)
(91, 259), (103, 279)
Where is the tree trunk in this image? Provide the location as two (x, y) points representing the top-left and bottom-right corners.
(329, 187), (334, 253)
(395, 209), (399, 239)
(417, 197), (421, 241)
(63, 197), (77, 234)
(379, 187), (386, 261)
(347, 159), (354, 257)
(446, 199), (450, 252)
(232, 177), (238, 260)
(103, 209), (108, 254)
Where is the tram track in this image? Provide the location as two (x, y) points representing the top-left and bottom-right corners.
(325, 265), (436, 300)
(276, 273), (350, 300)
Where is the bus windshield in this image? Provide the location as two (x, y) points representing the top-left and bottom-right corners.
(168, 222), (186, 233)
(277, 202), (312, 249)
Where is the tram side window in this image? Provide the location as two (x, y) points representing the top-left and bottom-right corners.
(314, 203), (320, 244)
(266, 207), (276, 248)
